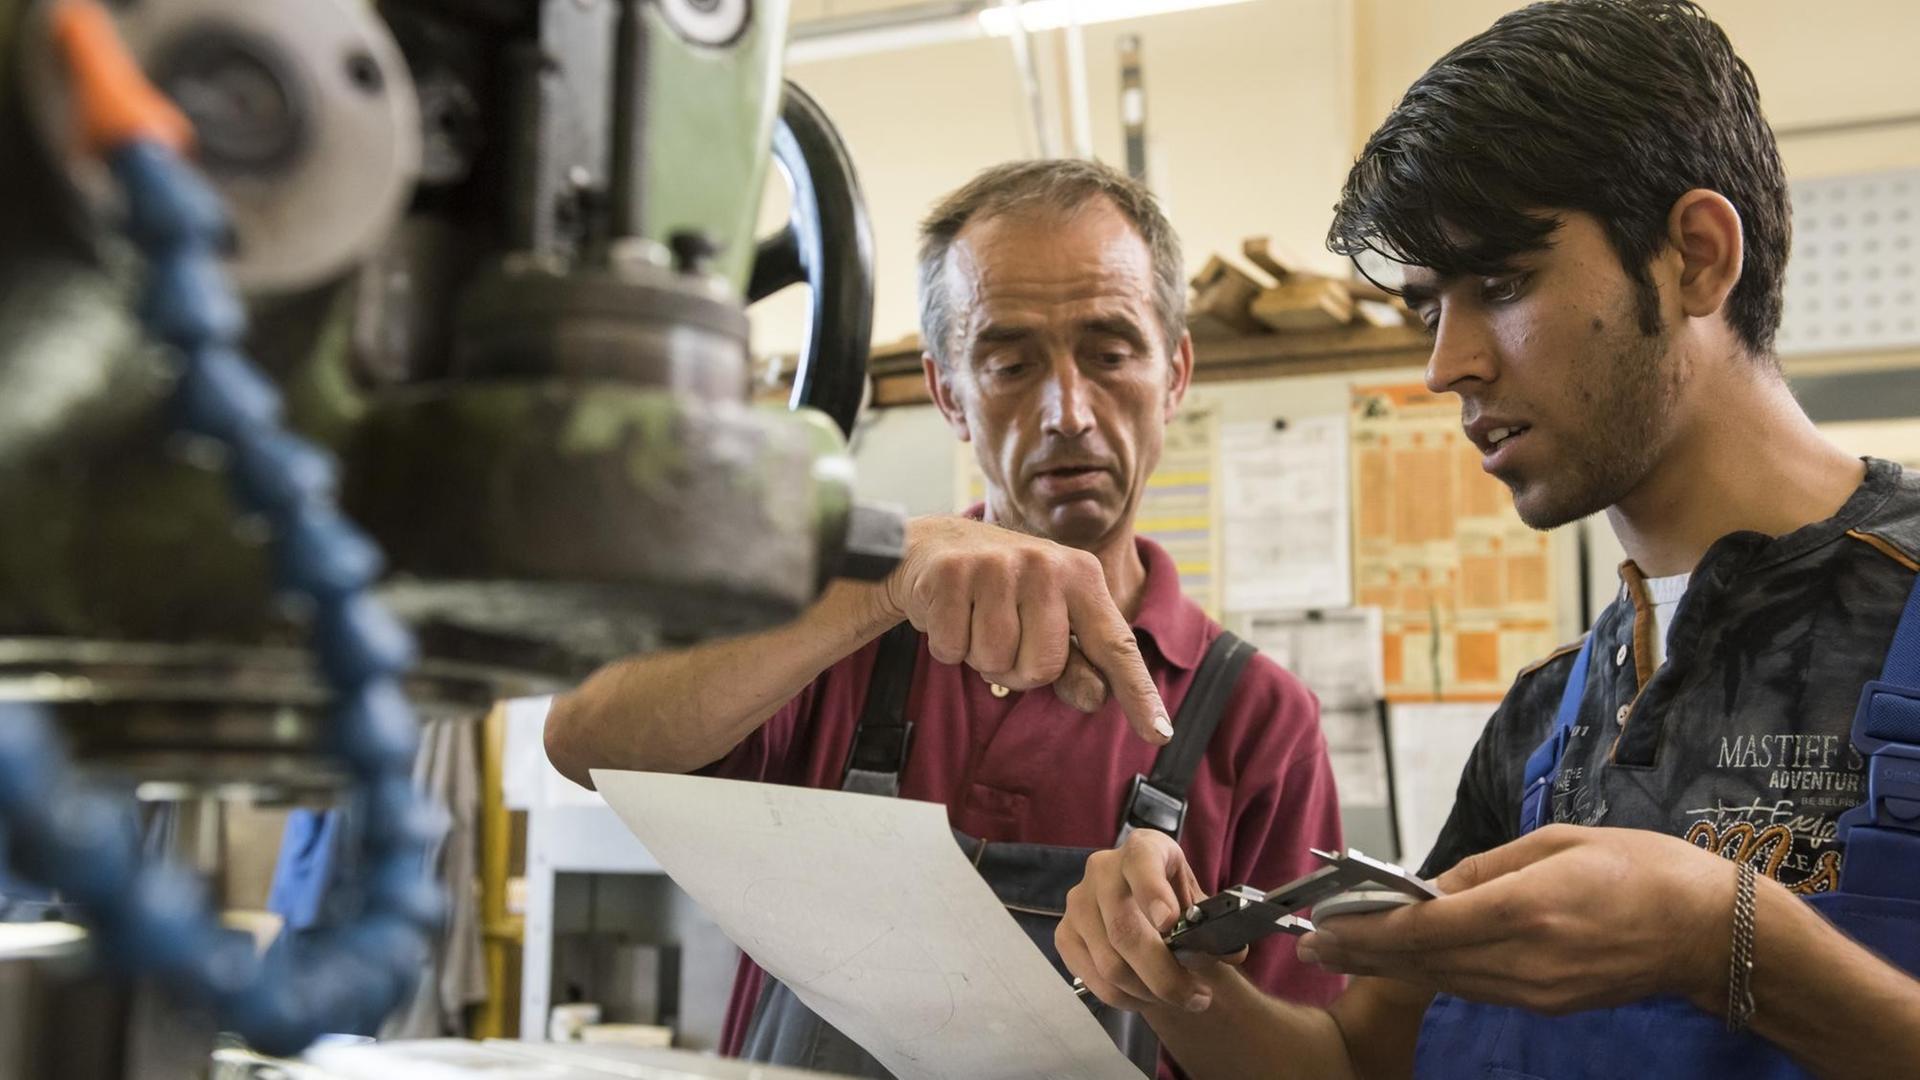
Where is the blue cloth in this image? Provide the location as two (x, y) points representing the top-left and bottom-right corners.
(266, 809), (343, 932)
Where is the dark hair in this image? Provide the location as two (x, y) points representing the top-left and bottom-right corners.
(1328, 0), (1789, 359)
(918, 158), (1185, 367)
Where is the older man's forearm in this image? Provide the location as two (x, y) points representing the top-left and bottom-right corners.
(543, 579), (898, 786)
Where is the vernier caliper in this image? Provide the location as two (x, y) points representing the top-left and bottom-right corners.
(1072, 848), (1439, 999)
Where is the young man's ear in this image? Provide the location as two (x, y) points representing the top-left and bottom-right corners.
(1164, 331), (1196, 418)
(923, 353), (972, 441)
(1667, 189), (1744, 323)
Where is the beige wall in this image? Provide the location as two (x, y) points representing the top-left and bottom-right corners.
(751, 0), (1920, 358)
(755, 0), (1359, 356)
(1355, 0), (1920, 176)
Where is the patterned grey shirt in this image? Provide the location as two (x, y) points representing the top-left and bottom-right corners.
(1421, 458), (1920, 897)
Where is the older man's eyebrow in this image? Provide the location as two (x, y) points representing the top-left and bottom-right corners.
(973, 323), (1038, 352)
(1080, 316), (1150, 351)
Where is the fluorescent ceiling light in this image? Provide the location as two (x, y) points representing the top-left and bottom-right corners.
(977, 0), (1255, 36)
(787, 0), (1256, 64)
(788, 15), (982, 65)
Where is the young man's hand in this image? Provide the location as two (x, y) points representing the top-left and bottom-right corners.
(882, 516), (1172, 745)
(1301, 824), (1734, 1014)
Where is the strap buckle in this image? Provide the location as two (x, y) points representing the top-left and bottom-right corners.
(845, 722), (913, 774)
(1518, 774), (1552, 835)
(1849, 679), (1920, 756)
(1118, 774), (1186, 841)
(1516, 725), (1574, 835)
(1838, 680), (1920, 842)
(1838, 747), (1920, 839)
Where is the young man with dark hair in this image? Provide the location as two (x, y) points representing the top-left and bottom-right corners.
(1056, 2), (1920, 1076)
(545, 159), (1344, 1078)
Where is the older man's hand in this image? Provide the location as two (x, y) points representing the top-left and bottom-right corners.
(881, 515), (1172, 745)
(1056, 827), (1241, 1013)
(1299, 824), (1737, 1015)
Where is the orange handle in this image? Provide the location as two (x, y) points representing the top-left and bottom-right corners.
(49, 0), (191, 157)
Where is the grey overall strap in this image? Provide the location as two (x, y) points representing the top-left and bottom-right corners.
(1118, 630), (1255, 843)
(839, 622), (920, 797)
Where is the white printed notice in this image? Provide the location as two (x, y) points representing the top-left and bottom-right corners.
(1387, 702), (1496, 866)
(1241, 608), (1385, 702)
(1221, 417), (1352, 613)
(1243, 609), (1388, 806)
(591, 771), (1140, 1080)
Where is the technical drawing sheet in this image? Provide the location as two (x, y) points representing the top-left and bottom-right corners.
(591, 770), (1141, 1080)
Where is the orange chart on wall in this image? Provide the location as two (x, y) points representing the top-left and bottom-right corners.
(1351, 383), (1558, 701)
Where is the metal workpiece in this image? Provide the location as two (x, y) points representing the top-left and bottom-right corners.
(450, 253), (752, 393)
(348, 234), (897, 652)
(1081, 847), (1438, 998)
(1166, 848), (1439, 957)
(1266, 847), (1441, 912)
(1162, 886), (1315, 957)
(0, 639), (552, 802)
(342, 382), (861, 652)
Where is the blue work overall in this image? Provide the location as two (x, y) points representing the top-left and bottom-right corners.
(1413, 572), (1920, 1078)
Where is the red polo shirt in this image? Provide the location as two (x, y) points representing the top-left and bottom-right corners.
(707, 532), (1345, 1074)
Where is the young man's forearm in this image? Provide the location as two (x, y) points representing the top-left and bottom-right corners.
(544, 579), (899, 786)
(1742, 876), (1920, 1078)
(1144, 972), (1426, 1080)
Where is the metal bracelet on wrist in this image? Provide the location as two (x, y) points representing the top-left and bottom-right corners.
(1727, 861), (1758, 1032)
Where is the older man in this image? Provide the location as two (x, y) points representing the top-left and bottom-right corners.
(544, 159), (1343, 1077)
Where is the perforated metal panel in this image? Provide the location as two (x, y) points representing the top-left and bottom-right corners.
(1777, 168), (1920, 356)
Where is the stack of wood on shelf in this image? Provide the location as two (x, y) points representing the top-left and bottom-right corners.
(864, 333), (932, 408)
(1188, 236), (1411, 339)
(845, 236), (1433, 409)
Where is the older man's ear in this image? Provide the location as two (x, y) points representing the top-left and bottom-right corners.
(1165, 331), (1196, 417)
(923, 353), (972, 442)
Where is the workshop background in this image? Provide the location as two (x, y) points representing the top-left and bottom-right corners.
(16, 0), (1917, 1065)
(497, 0), (1920, 1053)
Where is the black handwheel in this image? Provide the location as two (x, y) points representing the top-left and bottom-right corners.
(748, 81), (874, 439)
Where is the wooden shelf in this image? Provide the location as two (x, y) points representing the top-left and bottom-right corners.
(1189, 323), (1432, 379)
(860, 323), (1433, 409)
